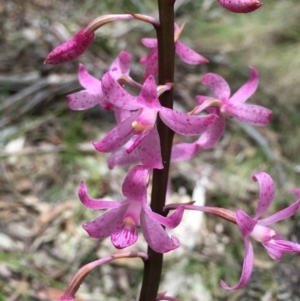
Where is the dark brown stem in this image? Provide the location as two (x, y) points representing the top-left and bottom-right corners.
(138, 1), (175, 301)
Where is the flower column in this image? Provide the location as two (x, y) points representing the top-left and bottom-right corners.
(138, 0), (175, 301)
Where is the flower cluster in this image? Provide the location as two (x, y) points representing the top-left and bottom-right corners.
(42, 1), (300, 299)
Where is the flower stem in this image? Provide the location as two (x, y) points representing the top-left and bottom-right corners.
(138, 1), (175, 301)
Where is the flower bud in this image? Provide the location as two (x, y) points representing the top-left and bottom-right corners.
(44, 29), (95, 64)
(217, 0), (263, 13)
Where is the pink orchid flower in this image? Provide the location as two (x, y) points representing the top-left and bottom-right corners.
(66, 51), (132, 113)
(92, 70), (216, 169)
(170, 67), (271, 162)
(140, 24), (208, 79)
(79, 165), (184, 253)
(217, 0), (262, 13)
(221, 172), (300, 290)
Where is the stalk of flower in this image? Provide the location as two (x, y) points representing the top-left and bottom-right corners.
(58, 251), (148, 301)
(165, 172), (300, 290)
(140, 23), (208, 79)
(79, 165), (185, 253)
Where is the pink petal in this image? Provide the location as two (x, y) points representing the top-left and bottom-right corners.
(217, 0), (262, 13)
(220, 238), (254, 290)
(201, 73), (231, 101)
(92, 110), (141, 152)
(78, 181), (125, 209)
(236, 210), (257, 237)
(107, 148), (140, 169)
(126, 128), (152, 153)
(262, 243), (284, 260)
(171, 142), (200, 162)
(143, 204), (184, 228)
(258, 198), (300, 226)
(140, 49), (158, 79)
(114, 107), (131, 124)
(159, 107), (217, 136)
(101, 71), (140, 110)
(229, 67), (259, 104)
(141, 38), (158, 48)
(122, 165), (149, 201)
(82, 205), (128, 239)
(67, 90), (102, 111)
(222, 103), (272, 126)
(196, 112), (225, 149)
(77, 64), (101, 90)
(175, 40), (208, 65)
(140, 210), (180, 253)
(252, 172), (275, 219)
(44, 29), (95, 64)
(195, 95), (212, 105)
(137, 125), (163, 169)
(137, 76), (161, 110)
(111, 223), (138, 249)
(271, 239), (300, 253)
(110, 51), (131, 76)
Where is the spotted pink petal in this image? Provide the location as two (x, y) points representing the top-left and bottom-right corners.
(229, 67), (259, 104)
(107, 148), (139, 169)
(236, 210), (257, 237)
(201, 73), (231, 102)
(222, 103), (272, 126)
(217, 0), (262, 13)
(110, 51), (131, 76)
(101, 71), (140, 110)
(137, 76), (161, 109)
(143, 204), (184, 229)
(252, 172), (275, 219)
(196, 112), (225, 149)
(67, 90), (102, 111)
(159, 107), (217, 136)
(141, 38), (158, 48)
(92, 110), (141, 152)
(140, 210), (180, 253)
(78, 181), (126, 209)
(77, 64), (100, 90)
(258, 198), (300, 226)
(126, 128), (152, 153)
(171, 142), (200, 162)
(114, 106), (132, 124)
(44, 29), (95, 64)
(82, 205), (128, 239)
(175, 40), (208, 65)
(140, 48), (158, 79)
(111, 223), (138, 249)
(220, 238), (254, 290)
(122, 165), (149, 201)
(137, 125), (163, 169)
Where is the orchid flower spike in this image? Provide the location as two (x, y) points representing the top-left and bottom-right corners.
(217, 0), (263, 13)
(140, 23), (208, 79)
(93, 71), (216, 169)
(79, 165), (184, 253)
(221, 172), (300, 290)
